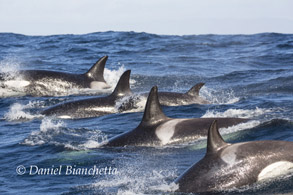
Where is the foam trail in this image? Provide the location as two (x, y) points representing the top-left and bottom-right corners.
(201, 107), (272, 118)
(220, 120), (261, 135)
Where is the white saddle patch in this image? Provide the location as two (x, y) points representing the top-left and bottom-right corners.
(155, 119), (187, 145)
(220, 143), (243, 165)
(90, 81), (110, 90)
(258, 161), (293, 181)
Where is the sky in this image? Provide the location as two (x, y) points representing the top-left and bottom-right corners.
(0, 0), (293, 35)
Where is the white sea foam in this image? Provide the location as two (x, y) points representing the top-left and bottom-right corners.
(91, 166), (178, 194)
(23, 118), (65, 146)
(200, 87), (240, 104)
(80, 130), (108, 149)
(4, 101), (44, 121)
(200, 107), (269, 137)
(39, 118), (64, 133)
(104, 65), (125, 89)
(104, 65), (136, 90)
(23, 118), (107, 149)
(60, 66), (131, 96)
(220, 120), (261, 135)
(0, 59), (27, 97)
(0, 87), (26, 97)
(0, 58), (21, 76)
(201, 107), (272, 119)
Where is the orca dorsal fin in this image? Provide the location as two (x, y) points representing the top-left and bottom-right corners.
(85, 56), (108, 81)
(186, 83), (205, 96)
(206, 120), (228, 154)
(111, 70), (132, 97)
(141, 86), (168, 125)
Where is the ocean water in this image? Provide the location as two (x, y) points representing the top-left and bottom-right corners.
(0, 31), (293, 194)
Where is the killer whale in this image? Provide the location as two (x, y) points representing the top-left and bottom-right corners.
(41, 70), (132, 119)
(106, 86), (248, 147)
(175, 120), (293, 193)
(141, 83), (209, 106)
(0, 56), (110, 96)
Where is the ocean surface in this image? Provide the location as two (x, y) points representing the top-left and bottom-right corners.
(0, 31), (293, 194)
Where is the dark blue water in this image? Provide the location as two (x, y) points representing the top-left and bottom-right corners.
(0, 31), (293, 194)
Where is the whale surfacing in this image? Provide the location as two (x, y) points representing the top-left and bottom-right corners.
(175, 120), (293, 193)
(0, 56), (110, 96)
(106, 86), (248, 147)
(42, 70), (132, 119)
(141, 83), (209, 106)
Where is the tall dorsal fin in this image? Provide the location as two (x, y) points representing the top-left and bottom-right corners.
(111, 70), (132, 97)
(186, 83), (205, 96)
(141, 86), (168, 125)
(85, 56), (108, 81)
(206, 120), (228, 154)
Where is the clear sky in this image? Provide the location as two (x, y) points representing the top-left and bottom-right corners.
(0, 0), (293, 35)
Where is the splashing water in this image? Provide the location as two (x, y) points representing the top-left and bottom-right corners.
(201, 86), (240, 104)
(1, 32), (293, 194)
(0, 58), (21, 77)
(0, 59), (27, 96)
(4, 101), (44, 121)
(104, 65), (126, 90)
(22, 118), (65, 145)
(89, 160), (178, 194)
(23, 118), (108, 150)
(115, 94), (147, 113)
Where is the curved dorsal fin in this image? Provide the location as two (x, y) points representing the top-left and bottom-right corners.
(186, 83), (205, 96)
(206, 120), (228, 154)
(111, 70), (132, 97)
(141, 86), (168, 125)
(85, 56), (108, 81)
